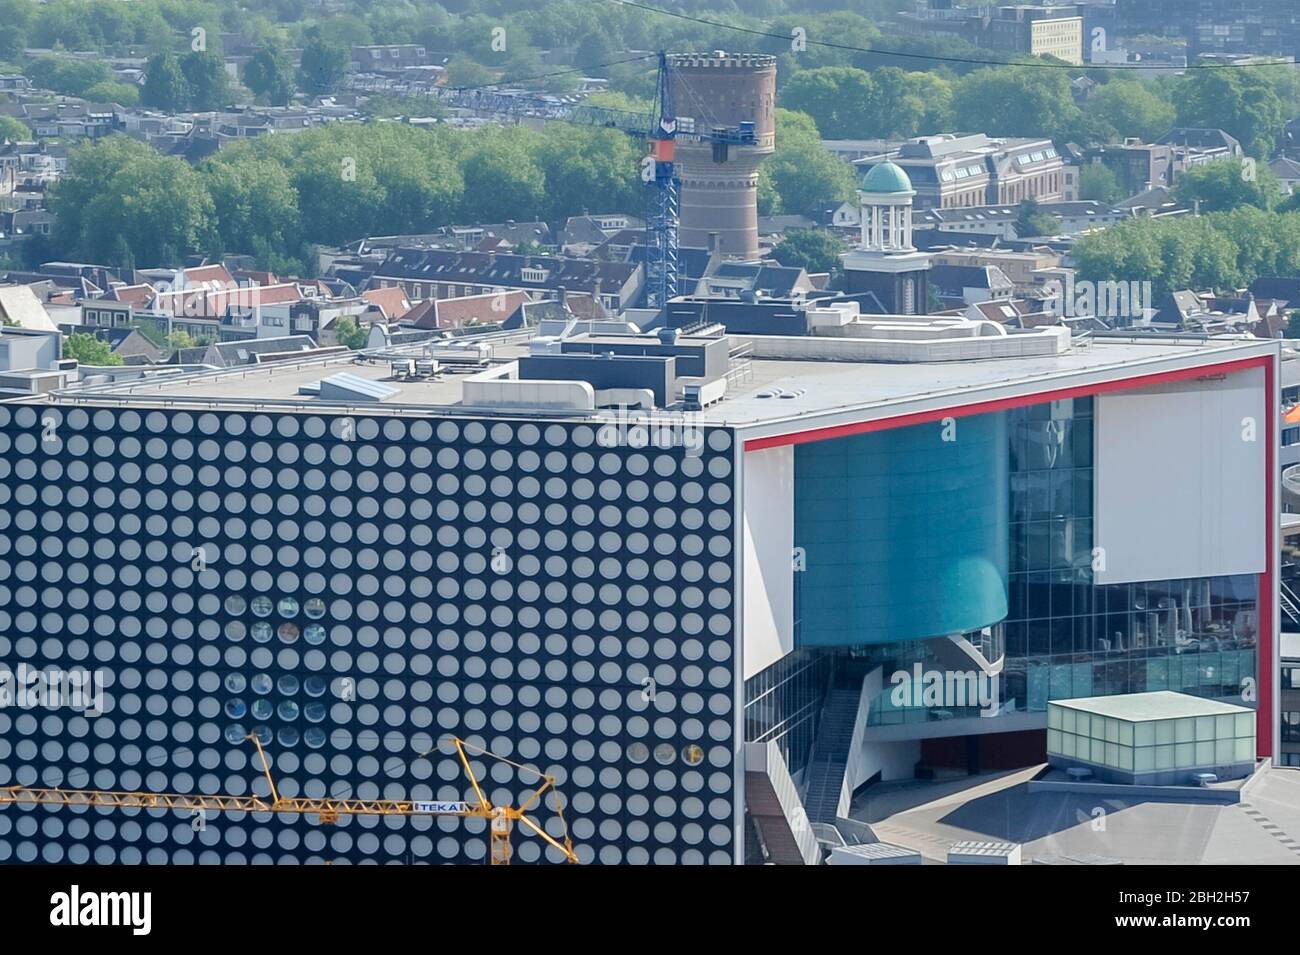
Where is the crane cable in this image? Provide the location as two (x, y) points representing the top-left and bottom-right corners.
(599, 0), (1299, 71)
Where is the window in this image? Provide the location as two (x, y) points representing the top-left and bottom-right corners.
(1285, 712), (1300, 743)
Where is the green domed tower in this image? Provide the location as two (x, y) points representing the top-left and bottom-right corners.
(842, 160), (933, 314)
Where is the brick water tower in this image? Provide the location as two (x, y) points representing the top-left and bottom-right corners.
(668, 52), (776, 263)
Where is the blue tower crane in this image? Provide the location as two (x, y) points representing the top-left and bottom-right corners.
(432, 52), (758, 313)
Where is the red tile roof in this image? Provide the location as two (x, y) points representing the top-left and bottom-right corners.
(104, 283), (155, 307)
(405, 290), (529, 329)
(184, 264), (235, 286)
(362, 286), (411, 320)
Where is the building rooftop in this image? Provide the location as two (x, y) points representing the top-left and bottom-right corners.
(13, 329), (1278, 435)
(1049, 690), (1252, 721)
(859, 765), (1300, 866)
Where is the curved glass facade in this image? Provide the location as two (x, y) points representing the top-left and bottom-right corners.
(793, 411), (1009, 647)
(748, 396), (1258, 738)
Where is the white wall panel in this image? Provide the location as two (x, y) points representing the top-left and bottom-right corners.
(742, 444), (795, 679)
(1094, 367), (1265, 584)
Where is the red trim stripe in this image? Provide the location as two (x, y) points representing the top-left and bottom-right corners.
(1261, 354), (1276, 757)
(742, 355), (1270, 452)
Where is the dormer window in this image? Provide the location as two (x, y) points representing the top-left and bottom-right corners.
(521, 267), (549, 283)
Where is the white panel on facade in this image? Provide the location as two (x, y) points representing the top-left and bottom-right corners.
(1094, 368), (1265, 584)
(742, 444), (795, 679)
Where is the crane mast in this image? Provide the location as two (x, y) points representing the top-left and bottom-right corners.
(431, 51), (757, 313)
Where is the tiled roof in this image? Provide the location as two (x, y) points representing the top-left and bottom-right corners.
(103, 283), (155, 307)
(404, 290), (530, 330)
(361, 286), (411, 320)
(374, 248), (638, 295)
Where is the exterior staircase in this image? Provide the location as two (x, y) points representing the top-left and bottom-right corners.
(802, 688), (864, 823)
(744, 770), (809, 865)
(1282, 580), (1300, 630)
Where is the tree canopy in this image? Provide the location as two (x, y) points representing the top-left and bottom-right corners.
(63, 332), (123, 366)
(1074, 207), (1300, 298)
(772, 228), (845, 274)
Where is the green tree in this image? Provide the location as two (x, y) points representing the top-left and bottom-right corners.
(574, 31), (615, 74)
(532, 124), (639, 223)
(299, 32), (349, 95)
(772, 228), (844, 274)
(780, 67), (877, 140)
(768, 11), (881, 70)
(242, 42), (295, 107)
(203, 156), (301, 263)
(142, 51), (189, 111)
(1014, 198), (1061, 238)
(49, 136), (149, 256)
(1172, 158), (1281, 213)
(458, 128), (546, 223)
(334, 314), (369, 349)
(1174, 67), (1287, 157)
(760, 109), (857, 215)
(872, 68), (951, 138)
(166, 330), (197, 350)
(1070, 210), (1293, 298)
(51, 137), (216, 265)
(950, 66), (1081, 141)
(1082, 80), (1176, 143)
(63, 332), (122, 366)
(26, 57), (112, 97)
(444, 56), (495, 89)
(1079, 163), (1124, 203)
(81, 80), (140, 106)
(0, 115), (30, 142)
(0, 0), (34, 60)
(180, 51), (230, 112)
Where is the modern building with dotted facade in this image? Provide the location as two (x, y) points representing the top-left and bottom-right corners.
(0, 314), (1281, 864)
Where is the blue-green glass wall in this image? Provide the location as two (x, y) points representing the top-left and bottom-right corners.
(793, 412), (1009, 646)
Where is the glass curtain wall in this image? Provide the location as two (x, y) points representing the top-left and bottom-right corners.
(1002, 397), (1257, 712)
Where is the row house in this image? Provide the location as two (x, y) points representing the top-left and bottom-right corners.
(370, 248), (644, 313)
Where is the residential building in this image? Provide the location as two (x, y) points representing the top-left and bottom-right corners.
(897, 3), (1084, 65)
(985, 5), (1085, 64)
(929, 263), (1016, 308)
(1271, 157), (1300, 195)
(350, 44), (430, 72)
(692, 261), (816, 301)
(1113, 0), (1300, 59)
(0, 284), (57, 331)
(1157, 128), (1243, 166)
(856, 134), (1065, 210)
(930, 247), (1062, 289)
(1083, 141), (1176, 197)
(401, 290), (532, 330)
(912, 200), (1125, 240)
(369, 248), (644, 313)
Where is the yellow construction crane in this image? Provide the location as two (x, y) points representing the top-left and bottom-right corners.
(0, 735), (578, 866)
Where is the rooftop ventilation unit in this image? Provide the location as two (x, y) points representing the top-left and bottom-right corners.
(314, 372), (399, 402)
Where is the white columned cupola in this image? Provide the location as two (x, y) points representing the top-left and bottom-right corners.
(857, 160), (916, 253)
